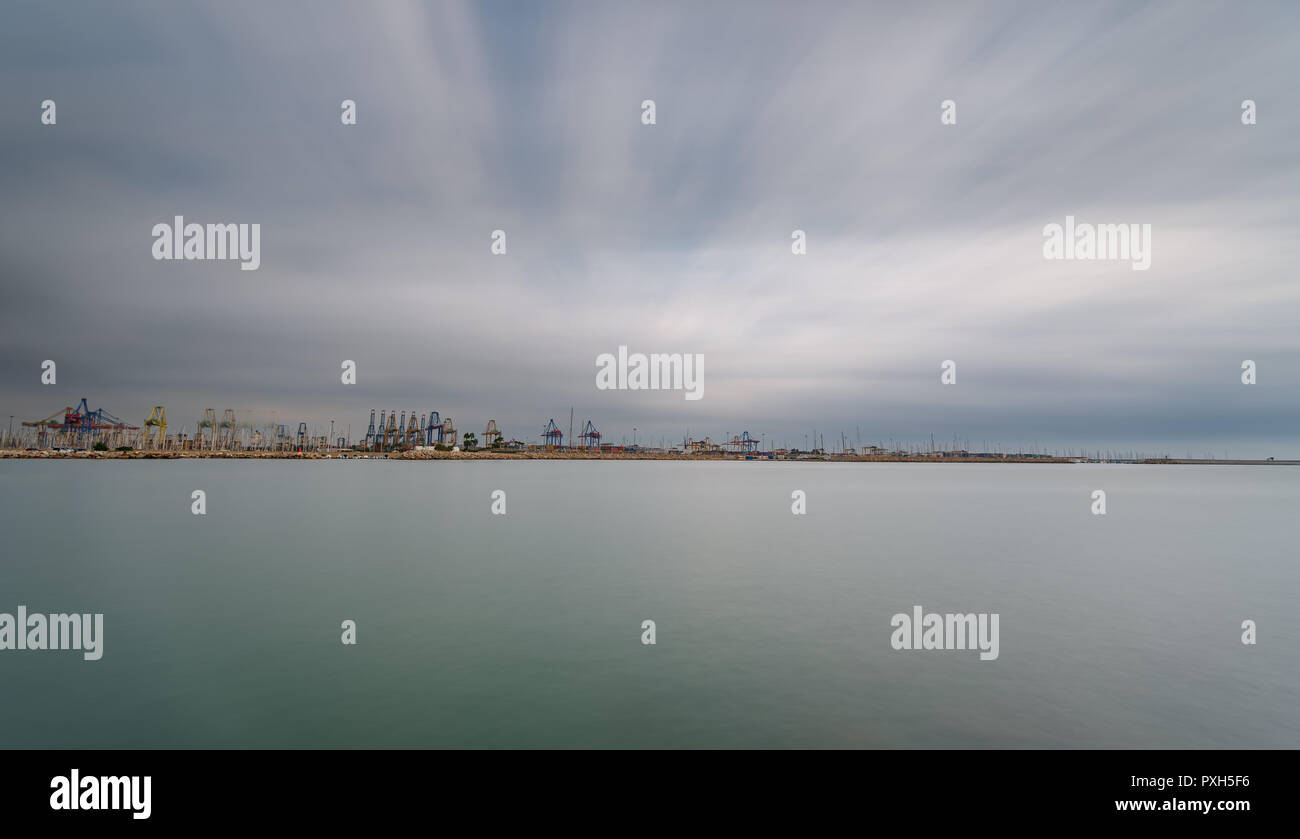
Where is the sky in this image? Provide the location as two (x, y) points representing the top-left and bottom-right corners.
(1, 0), (1298, 456)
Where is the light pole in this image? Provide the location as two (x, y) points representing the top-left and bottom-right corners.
(330, 420), (335, 450)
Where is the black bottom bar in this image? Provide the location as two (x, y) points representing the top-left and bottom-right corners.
(3, 749), (1281, 826)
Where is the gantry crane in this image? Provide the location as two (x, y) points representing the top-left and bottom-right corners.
(143, 406), (167, 449)
(577, 420), (601, 449)
(542, 418), (563, 449)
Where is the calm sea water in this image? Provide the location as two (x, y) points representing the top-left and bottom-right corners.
(1, 460), (1297, 749)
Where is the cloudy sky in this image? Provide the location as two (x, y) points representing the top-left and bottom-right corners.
(2, 1), (1297, 455)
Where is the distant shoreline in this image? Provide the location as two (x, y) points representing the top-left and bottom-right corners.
(2, 449), (1295, 465)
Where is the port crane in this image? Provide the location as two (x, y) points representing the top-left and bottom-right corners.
(484, 419), (503, 448)
(577, 420), (601, 449)
(23, 398), (140, 449)
(542, 418), (563, 449)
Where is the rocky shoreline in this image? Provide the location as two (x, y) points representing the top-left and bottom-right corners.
(6, 448), (1293, 465)
(0, 447), (1074, 463)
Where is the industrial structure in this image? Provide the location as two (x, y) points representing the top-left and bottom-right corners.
(577, 419), (601, 450)
(483, 419), (503, 448)
(218, 409), (237, 449)
(722, 431), (761, 454)
(9, 397), (784, 458)
(196, 408), (217, 450)
(13, 400), (340, 453)
(357, 407), (463, 452)
(406, 411), (421, 448)
(143, 406), (168, 449)
(542, 418), (563, 449)
(687, 436), (722, 455)
(5, 399), (1145, 461)
(21, 398), (139, 449)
